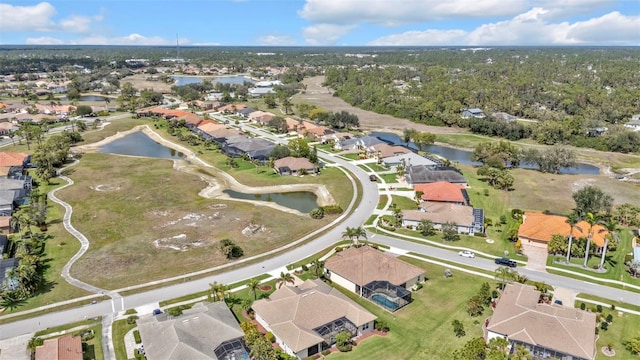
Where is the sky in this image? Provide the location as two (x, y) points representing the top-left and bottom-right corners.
(0, 0), (639, 46)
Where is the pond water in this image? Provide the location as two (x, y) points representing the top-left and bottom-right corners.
(98, 131), (185, 159)
(60, 95), (111, 102)
(223, 190), (319, 213)
(370, 132), (600, 175)
(172, 75), (254, 86)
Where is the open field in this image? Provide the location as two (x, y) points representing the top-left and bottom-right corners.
(58, 153), (335, 289)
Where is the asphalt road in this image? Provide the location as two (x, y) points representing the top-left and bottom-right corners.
(1, 113), (638, 341)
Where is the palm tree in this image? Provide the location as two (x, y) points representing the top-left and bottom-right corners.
(209, 282), (228, 301)
(341, 227), (357, 244)
(354, 226), (367, 245)
(310, 259), (325, 279)
(565, 213), (581, 263)
(246, 278), (261, 300)
(583, 212), (598, 268)
(494, 267), (514, 289)
(598, 219), (617, 270)
(276, 272), (294, 289)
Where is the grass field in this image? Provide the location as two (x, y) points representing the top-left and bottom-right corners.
(389, 195), (418, 210)
(112, 318), (136, 360)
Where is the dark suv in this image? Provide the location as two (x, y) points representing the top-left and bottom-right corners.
(494, 257), (517, 268)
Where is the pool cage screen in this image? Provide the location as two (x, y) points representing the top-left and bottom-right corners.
(361, 280), (412, 311)
(313, 317), (358, 345)
(214, 338), (250, 360)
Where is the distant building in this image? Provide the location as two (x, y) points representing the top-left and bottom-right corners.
(402, 202), (484, 235)
(405, 165), (467, 186)
(461, 108), (486, 119)
(624, 119), (640, 132)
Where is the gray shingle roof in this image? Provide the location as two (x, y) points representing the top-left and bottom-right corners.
(406, 165), (467, 184)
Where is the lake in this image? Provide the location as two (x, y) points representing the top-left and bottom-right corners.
(223, 190), (319, 213)
(98, 131), (185, 159)
(370, 132), (600, 175)
(172, 75), (254, 86)
(60, 95), (111, 102)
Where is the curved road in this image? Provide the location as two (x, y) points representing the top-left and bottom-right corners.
(1, 113), (639, 347)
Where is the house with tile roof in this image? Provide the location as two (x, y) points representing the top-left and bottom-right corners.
(486, 282), (596, 360)
(414, 181), (469, 205)
(137, 301), (248, 360)
(402, 202), (484, 235)
(369, 142), (412, 159)
(34, 333), (83, 360)
(324, 245), (424, 311)
(518, 212), (608, 251)
(274, 157), (317, 176)
(0, 152), (30, 168)
(252, 279), (376, 359)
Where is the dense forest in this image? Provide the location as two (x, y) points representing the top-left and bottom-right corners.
(323, 48), (640, 153)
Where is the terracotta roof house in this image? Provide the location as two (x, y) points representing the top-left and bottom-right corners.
(370, 143), (412, 159)
(137, 301), (248, 360)
(518, 212), (608, 249)
(218, 103), (247, 113)
(324, 245), (425, 311)
(252, 279), (376, 359)
(487, 283), (596, 360)
(248, 110), (275, 124)
(205, 127), (244, 144)
(406, 165), (467, 186)
(34, 334), (83, 360)
(274, 156), (317, 176)
(402, 202), (484, 235)
(0, 122), (19, 135)
(0, 152), (29, 168)
(0, 216), (10, 234)
(196, 121), (226, 138)
(414, 181), (469, 205)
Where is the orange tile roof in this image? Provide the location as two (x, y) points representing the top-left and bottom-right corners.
(0, 152), (28, 167)
(414, 181), (466, 203)
(518, 212), (608, 247)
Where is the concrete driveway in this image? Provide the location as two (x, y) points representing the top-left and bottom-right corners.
(552, 287), (578, 307)
(520, 242), (548, 272)
(0, 333), (32, 360)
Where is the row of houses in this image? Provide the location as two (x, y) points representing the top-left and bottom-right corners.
(0, 151), (33, 291)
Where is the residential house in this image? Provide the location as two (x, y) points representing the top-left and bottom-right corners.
(0, 235), (7, 254)
(0, 178), (32, 215)
(217, 103), (247, 114)
(486, 282), (596, 360)
(491, 112), (516, 122)
(517, 212), (608, 252)
(248, 110), (275, 125)
(334, 136), (384, 151)
(381, 152), (438, 169)
(461, 108), (486, 119)
(196, 121), (226, 138)
(413, 181), (469, 205)
(0, 216), (10, 234)
(137, 301), (249, 360)
(248, 87), (275, 97)
(204, 127), (244, 145)
(405, 165), (467, 186)
(35, 333), (83, 360)
(0, 122), (19, 135)
(252, 279), (377, 359)
(237, 107), (257, 118)
(324, 245), (425, 311)
(369, 143), (412, 159)
(402, 202), (484, 235)
(624, 119), (640, 132)
(0, 151), (30, 169)
(274, 157), (317, 176)
(222, 136), (274, 161)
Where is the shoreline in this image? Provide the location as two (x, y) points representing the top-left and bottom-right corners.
(74, 125), (336, 215)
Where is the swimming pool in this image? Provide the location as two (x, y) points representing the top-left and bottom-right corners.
(371, 293), (400, 311)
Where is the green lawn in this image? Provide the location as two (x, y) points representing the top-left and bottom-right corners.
(380, 173), (398, 183)
(112, 318), (136, 360)
(328, 257), (496, 359)
(340, 153), (362, 160)
(389, 195), (418, 210)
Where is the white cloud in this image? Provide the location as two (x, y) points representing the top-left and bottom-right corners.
(368, 9), (640, 46)
(303, 24), (356, 45)
(535, 0), (615, 20)
(26, 34), (190, 46)
(299, 0), (529, 26)
(0, 2), (102, 34)
(255, 35), (297, 46)
(0, 2), (56, 32)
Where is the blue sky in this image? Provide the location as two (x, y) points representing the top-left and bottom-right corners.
(1, 1), (639, 46)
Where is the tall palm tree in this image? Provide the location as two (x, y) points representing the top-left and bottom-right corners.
(354, 226), (367, 245)
(209, 282), (228, 302)
(276, 272), (295, 289)
(310, 258), (325, 279)
(598, 219), (617, 270)
(341, 227), (357, 244)
(246, 278), (261, 300)
(494, 266), (514, 289)
(583, 212), (598, 268)
(565, 213), (581, 263)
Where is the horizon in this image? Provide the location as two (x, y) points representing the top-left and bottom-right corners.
(1, 1), (638, 47)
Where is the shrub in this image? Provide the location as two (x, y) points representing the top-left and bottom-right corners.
(511, 208), (524, 219)
(375, 320), (390, 332)
(611, 304), (616, 311)
(335, 246), (343, 252)
(301, 264), (309, 271)
(133, 330), (142, 344)
(580, 302), (586, 310)
(322, 205), (343, 214)
(452, 319), (466, 337)
(600, 322), (608, 331)
(126, 315), (139, 325)
(310, 207), (325, 219)
(337, 343), (352, 352)
(321, 349), (331, 356)
(597, 304), (603, 313)
(266, 332), (275, 343)
(606, 314), (613, 323)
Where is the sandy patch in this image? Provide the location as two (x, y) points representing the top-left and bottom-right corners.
(76, 125), (336, 215)
(91, 183), (122, 192)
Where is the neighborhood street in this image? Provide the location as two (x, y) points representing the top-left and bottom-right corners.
(1, 111), (638, 350)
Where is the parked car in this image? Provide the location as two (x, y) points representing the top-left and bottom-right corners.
(152, 309), (162, 315)
(458, 250), (475, 258)
(369, 174), (377, 182)
(554, 299), (563, 305)
(494, 257), (517, 268)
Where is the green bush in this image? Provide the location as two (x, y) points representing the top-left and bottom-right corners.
(337, 343), (352, 352)
(310, 207), (325, 219)
(606, 314), (613, 323)
(321, 349), (331, 356)
(597, 304), (603, 313)
(375, 320), (390, 332)
(322, 205), (343, 214)
(126, 315), (139, 325)
(335, 246), (343, 252)
(133, 330), (142, 344)
(266, 332), (275, 343)
(600, 322), (608, 331)
(580, 302), (586, 310)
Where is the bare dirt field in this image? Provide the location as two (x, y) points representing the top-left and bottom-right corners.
(120, 74), (173, 93)
(293, 75), (464, 135)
